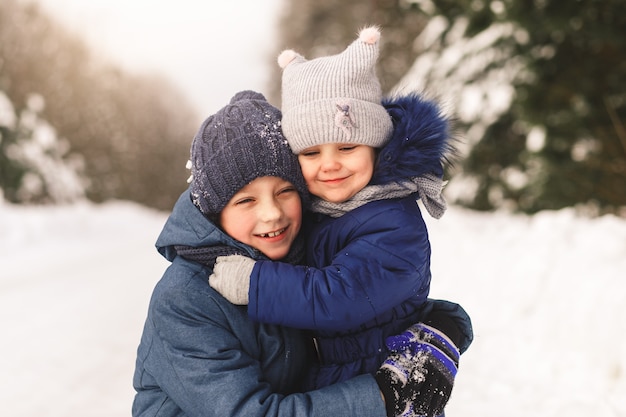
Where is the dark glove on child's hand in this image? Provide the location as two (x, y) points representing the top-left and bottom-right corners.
(375, 323), (460, 417)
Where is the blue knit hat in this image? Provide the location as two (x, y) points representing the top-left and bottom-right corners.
(188, 90), (308, 216)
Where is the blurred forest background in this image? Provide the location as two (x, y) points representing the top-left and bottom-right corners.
(1, 0), (625, 215)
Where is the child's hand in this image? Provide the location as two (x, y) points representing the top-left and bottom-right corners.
(208, 255), (255, 305)
(375, 323), (460, 417)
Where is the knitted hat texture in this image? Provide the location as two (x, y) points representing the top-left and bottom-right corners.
(189, 90), (308, 216)
(278, 26), (393, 153)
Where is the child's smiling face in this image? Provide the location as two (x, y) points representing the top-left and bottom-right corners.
(220, 176), (302, 260)
(297, 143), (375, 203)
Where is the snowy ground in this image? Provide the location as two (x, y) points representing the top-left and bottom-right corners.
(1, 199), (625, 417)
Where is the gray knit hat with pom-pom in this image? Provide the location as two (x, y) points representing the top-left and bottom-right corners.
(277, 26), (393, 153)
(188, 90), (308, 216)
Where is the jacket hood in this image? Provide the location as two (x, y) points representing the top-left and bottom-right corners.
(371, 93), (456, 185)
(156, 188), (256, 262)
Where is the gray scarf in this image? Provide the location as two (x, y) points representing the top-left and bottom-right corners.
(310, 173), (447, 219)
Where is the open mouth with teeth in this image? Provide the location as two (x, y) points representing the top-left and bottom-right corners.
(256, 227), (287, 238)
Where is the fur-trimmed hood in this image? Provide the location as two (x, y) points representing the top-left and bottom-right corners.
(371, 93), (455, 185)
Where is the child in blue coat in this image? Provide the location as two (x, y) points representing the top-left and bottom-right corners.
(209, 29), (473, 417)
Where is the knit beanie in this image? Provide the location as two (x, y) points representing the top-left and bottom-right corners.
(278, 26), (393, 154)
(188, 90), (308, 216)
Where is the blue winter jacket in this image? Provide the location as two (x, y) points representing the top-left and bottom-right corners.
(132, 190), (387, 417)
(247, 94), (473, 389)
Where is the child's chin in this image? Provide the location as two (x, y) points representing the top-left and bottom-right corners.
(264, 247), (290, 261)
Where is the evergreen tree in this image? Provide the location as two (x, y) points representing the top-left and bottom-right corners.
(511, 0), (626, 214)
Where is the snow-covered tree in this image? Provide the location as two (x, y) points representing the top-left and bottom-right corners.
(399, 0), (626, 215)
(0, 91), (86, 204)
(394, 13), (530, 211)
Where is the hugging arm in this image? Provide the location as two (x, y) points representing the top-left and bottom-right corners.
(235, 208), (430, 331)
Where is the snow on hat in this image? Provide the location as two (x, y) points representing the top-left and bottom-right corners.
(277, 26), (393, 154)
(188, 90), (308, 216)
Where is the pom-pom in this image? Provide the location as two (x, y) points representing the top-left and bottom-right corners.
(358, 26), (381, 45)
(278, 50), (298, 68)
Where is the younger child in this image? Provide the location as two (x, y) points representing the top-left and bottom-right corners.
(209, 29), (472, 417)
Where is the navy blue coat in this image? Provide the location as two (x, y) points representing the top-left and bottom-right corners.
(248, 94), (472, 389)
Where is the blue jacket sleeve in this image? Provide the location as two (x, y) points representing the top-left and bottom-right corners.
(248, 200), (431, 332)
(133, 260), (386, 417)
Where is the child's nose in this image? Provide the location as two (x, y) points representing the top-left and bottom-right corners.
(320, 153), (340, 171)
(258, 198), (282, 222)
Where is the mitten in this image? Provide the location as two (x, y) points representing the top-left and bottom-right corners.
(378, 323), (460, 417)
(375, 350), (413, 417)
(208, 255), (255, 305)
